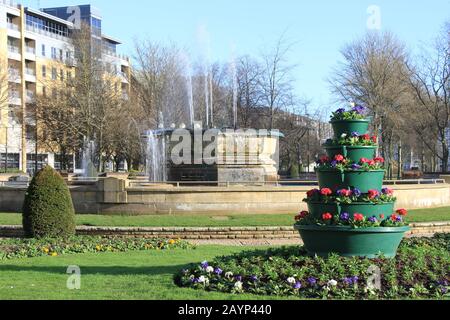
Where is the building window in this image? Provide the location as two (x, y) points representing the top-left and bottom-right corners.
(51, 47), (57, 59)
(41, 44), (46, 57)
(42, 87), (46, 97)
(59, 49), (63, 61)
(67, 71), (72, 80)
(60, 69), (64, 81)
(52, 68), (57, 80)
(42, 65), (46, 78)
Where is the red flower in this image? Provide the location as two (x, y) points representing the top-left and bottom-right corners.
(334, 154), (344, 162)
(320, 188), (333, 196)
(396, 209), (408, 217)
(390, 214), (399, 222)
(295, 211), (309, 221)
(338, 189), (352, 197)
(322, 213), (333, 221)
(374, 157), (385, 163)
(307, 189), (319, 198)
(368, 189), (380, 199)
(361, 134), (370, 141)
(353, 213), (364, 222)
(371, 136), (378, 143)
(360, 158), (370, 164)
(368, 160), (376, 166)
(379, 214), (385, 219)
(319, 156), (330, 164)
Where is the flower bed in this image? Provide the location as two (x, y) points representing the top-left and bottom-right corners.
(0, 236), (195, 260)
(176, 234), (450, 300)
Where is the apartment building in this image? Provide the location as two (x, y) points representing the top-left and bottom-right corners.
(0, 1), (131, 173)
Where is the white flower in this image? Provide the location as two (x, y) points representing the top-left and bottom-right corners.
(206, 266), (214, 273)
(234, 281), (243, 290)
(225, 272), (234, 278)
(327, 280), (338, 287)
(198, 276), (208, 284)
(341, 133), (347, 139)
(350, 102), (356, 108)
(287, 277), (296, 284)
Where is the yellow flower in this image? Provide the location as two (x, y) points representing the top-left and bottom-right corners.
(96, 245), (102, 251)
(51, 252), (58, 257)
(168, 239), (176, 245)
(42, 248), (49, 254)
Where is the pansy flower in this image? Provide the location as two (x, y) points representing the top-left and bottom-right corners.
(322, 213), (333, 221)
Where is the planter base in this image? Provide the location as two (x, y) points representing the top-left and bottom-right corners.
(295, 225), (410, 258)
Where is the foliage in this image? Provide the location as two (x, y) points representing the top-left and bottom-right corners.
(294, 209), (409, 228)
(304, 187), (396, 205)
(330, 105), (367, 121)
(315, 155), (385, 172)
(324, 133), (377, 147)
(22, 166), (76, 239)
(176, 235), (450, 300)
(0, 236), (194, 261)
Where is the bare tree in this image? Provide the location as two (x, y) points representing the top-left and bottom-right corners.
(259, 35), (297, 129)
(404, 23), (450, 172)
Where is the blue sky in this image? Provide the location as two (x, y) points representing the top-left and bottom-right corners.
(22, 0), (450, 113)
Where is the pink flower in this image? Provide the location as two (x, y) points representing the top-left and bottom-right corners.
(368, 190), (379, 199)
(353, 214), (364, 222)
(320, 188), (333, 196)
(322, 213), (333, 221)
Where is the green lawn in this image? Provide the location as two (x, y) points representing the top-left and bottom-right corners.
(0, 246), (296, 300)
(0, 207), (449, 227)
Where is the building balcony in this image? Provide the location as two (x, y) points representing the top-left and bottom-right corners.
(8, 68), (21, 83)
(26, 90), (35, 103)
(7, 22), (19, 31)
(8, 91), (21, 106)
(122, 93), (129, 100)
(25, 68), (36, 83)
(8, 45), (19, 54)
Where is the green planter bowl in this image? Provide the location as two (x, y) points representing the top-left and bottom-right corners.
(294, 225), (410, 258)
(331, 119), (370, 139)
(307, 201), (395, 219)
(317, 169), (385, 193)
(324, 145), (377, 163)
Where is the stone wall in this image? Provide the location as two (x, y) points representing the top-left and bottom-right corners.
(1, 222), (449, 239)
(0, 178), (449, 215)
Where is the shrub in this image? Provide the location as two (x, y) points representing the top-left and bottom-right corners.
(22, 166), (76, 238)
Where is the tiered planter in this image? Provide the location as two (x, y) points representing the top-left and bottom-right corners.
(330, 119), (370, 139)
(294, 225), (411, 258)
(297, 117), (409, 258)
(307, 202), (395, 219)
(324, 145), (377, 162)
(317, 169), (385, 193)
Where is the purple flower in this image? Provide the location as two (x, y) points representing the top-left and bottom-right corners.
(250, 275), (258, 282)
(351, 164), (362, 171)
(352, 188), (362, 197)
(200, 261), (209, 269)
(307, 277), (317, 286)
(331, 161), (338, 168)
(234, 275), (243, 282)
(214, 268), (223, 275)
(352, 276), (359, 284)
(343, 277), (353, 285)
(381, 188), (390, 195)
(368, 216), (378, 223)
(352, 105), (365, 115)
(335, 108), (346, 114)
(396, 216), (403, 222)
(340, 212), (350, 221)
(294, 282), (302, 289)
(351, 132), (359, 138)
(191, 278), (199, 283)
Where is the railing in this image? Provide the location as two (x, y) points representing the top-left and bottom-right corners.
(25, 68), (35, 76)
(25, 23), (70, 42)
(7, 45), (20, 54)
(26, 90), (35, 102)
(8, 91), (20, 99)
(128, 179), (447, 188)
(1, 0), (19, 9)
(8, 68), (20, 79)
(26, 46), (36, 54)
(7, 22), (19, 31)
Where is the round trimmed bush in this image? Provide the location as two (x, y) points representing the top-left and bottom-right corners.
(23, 166), (76, 238)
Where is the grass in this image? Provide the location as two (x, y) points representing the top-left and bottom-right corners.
(0, 246), (298, 300)
(0, 207), (449, 227)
